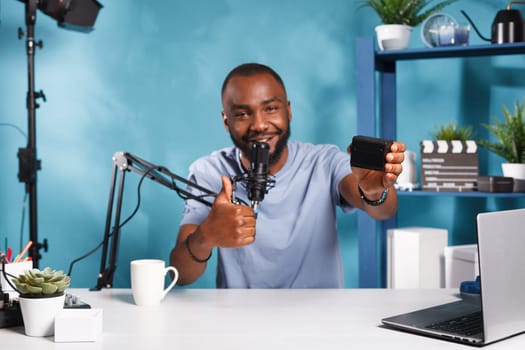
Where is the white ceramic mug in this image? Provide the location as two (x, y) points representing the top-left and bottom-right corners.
(130, 259), (178, 306)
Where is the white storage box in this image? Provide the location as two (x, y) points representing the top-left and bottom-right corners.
(387, 227), (448, 288)
(444, 244), (479, 288)
(54, 308), (103, 342)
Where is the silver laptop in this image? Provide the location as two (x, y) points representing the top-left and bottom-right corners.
(381, 208), (525, 346)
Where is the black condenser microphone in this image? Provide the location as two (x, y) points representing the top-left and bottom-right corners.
(247, 142), (270, 213)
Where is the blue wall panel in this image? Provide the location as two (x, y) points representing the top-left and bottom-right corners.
(1, 1), (523, 288)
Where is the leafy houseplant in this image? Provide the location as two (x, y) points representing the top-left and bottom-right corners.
(478, 99), (525, 164)
(361, 0), (458, 50)
(478, 99), (525, 184)
(12, 267), (71, 337)
(433, 122), (473, 141)
(363, 0), (458, 26)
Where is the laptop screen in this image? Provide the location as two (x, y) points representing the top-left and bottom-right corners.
(477, 208), (525, 343)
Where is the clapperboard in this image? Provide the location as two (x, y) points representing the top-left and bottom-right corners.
(420, 140), (479, 192)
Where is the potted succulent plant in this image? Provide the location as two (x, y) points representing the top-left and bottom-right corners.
(420, 122), (479, 192)
(361, 0), (458, 50)
(478, 99), (525, 185)
(12, 267), (71, 337)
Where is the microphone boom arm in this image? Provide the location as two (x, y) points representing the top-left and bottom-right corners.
(115, 152), (216, 206)
(92, 151), (216, 291)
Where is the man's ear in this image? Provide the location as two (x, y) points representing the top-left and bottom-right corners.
(287, 101), (292, 122)
(222, 112), (230, 132)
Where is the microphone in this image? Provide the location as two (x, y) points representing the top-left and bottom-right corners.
(247, 142), (270, 214)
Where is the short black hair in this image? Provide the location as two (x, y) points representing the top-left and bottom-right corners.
(221, 63), (287, 97)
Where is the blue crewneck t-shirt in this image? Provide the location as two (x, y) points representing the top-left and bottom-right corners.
(180, 141), (355, 288)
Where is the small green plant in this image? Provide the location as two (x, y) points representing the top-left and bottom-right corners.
(478, 99), (525, 164)
(12, 267), (71, 297)
(433, 122), (473, 141)
(360, 0), (458, 26)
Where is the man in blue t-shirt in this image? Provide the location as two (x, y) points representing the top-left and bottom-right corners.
(170, 63), (406, 288)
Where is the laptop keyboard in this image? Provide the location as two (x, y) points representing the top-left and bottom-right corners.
(425, 311), (483, 336)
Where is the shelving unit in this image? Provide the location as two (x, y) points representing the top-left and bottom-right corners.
(355, 37), (525, 288)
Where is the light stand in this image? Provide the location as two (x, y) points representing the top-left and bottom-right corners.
(15, 0), (103, 267)
(92, 152), (218, 290)
(17, 0), (47, 267)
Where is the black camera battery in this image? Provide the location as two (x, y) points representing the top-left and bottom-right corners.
(350, 135), (393, 172)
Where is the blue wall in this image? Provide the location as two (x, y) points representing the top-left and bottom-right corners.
(1, 1), (524, 289)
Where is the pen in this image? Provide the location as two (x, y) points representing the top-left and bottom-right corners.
(6, 247), (12, 263)
(14, 240), (32, 263)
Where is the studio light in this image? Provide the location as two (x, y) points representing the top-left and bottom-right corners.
(18, 0), (103, 32)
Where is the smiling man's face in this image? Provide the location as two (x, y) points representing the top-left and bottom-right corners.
(221, 72), (291, 170)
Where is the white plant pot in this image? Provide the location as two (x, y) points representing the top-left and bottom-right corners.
(375, 24), (412, 51)
(501, 163), (525, 180)
(19, 294), (65, 337)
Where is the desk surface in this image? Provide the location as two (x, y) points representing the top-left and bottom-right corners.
(1, 288), (524, 349)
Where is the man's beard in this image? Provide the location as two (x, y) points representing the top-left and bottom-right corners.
(230, 124), (291, 168)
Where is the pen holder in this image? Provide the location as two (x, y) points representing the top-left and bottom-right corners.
(1, 261), (34, 294)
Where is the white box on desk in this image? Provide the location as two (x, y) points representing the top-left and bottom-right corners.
(54, 308), (103, 342)
(444, 244), (479, 288)
(387, 227), (448, 288)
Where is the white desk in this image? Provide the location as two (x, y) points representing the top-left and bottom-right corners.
(1, 288), (524, 349)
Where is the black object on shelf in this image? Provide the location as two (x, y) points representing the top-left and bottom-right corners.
(477, 176), (514, 193)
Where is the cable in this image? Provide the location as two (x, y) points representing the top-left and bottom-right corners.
(459, 10), (491, 42)
(19, 192), (28, 252)
(1, 122), (29, 253)
(66, 166), (156, 277)
(169, 176), (217, 203)
(66, 240), (104, 277)
(0, 122), (27, 139)
(1, 260), (20, 293)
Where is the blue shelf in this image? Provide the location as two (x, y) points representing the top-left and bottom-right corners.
(355, 37), (525, 289)
(375, 42), (525, 62)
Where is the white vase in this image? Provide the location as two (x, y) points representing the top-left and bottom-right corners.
(18, 294), (65, 337)
(501, 163), (525, 180)
(375, 24), (412, 51)
(395, 150), (418, 191)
